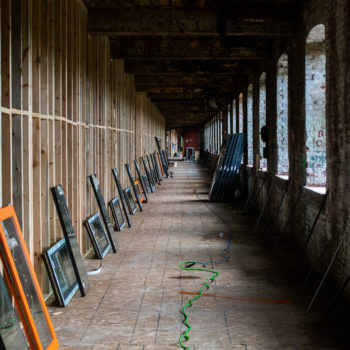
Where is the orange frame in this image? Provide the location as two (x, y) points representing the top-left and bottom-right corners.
(0, 205), (59, 350)
(134, 180), (145, 203)
(157, 152), (165, 176)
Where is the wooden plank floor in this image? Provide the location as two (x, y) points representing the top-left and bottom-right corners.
(50, 162), (350, 349)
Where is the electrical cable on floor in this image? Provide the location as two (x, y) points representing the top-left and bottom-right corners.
(87, 263), (103, 275)
(178, 261), (219, 350)
(178, 164), (235, 349)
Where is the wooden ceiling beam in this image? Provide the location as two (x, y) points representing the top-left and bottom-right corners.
(124, 59), (253, 75)
(88, 8), (295, 36)
(134, 74), (243, 86)
(110, 36), (273, 60)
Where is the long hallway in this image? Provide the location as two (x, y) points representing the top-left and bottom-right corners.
(50, 162), (350, 350)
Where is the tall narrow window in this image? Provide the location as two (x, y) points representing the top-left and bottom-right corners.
(232, 99), (237, 133)
(277, 53), (289, 175)
(259, 72), (267, 170)
(305, 24), (326, 186)
(227, 104), (231, 135)
(239, 93), (244, 133)
(247, 84), (253, 165)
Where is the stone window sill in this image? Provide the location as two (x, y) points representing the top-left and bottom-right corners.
(303, 185), (327, 204)
(275, 174), (289, 189)
(276, 174), (289, 180)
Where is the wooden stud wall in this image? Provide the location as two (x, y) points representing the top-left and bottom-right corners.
(0, 0), (166, 292)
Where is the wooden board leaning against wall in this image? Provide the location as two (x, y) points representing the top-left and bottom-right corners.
(0, 0), (165, 295)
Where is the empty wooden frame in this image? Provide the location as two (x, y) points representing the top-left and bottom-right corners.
(125, 163), (143, 211)
(142, 175), (152, 193)
(85, 213), (111, 259)
(51, 185), (90, 296)
(124, 187), (137, 215)
(0, 271), (30, 349)
(109, 197), (126, 231)
(43, 238), (79, 307)
(0, 205), (59, 350)
(134, 180), (145, 203)
(142, 157), (156, 192)
(157, 151), (165, 176)
(112, 168), (132, 227)
(134, 159), (148, 202)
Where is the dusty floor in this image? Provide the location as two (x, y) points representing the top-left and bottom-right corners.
(50, 162), (350, 350)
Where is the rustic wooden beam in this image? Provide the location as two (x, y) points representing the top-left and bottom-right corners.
(88, 9), (295, 36)
(151, 98), (210, 105)
(157, 105), (213, 112)
(125, 59), (253, 75)
(147, 92), (224, 99)
(134, 74), (245, 86)
(111, 36), (273, 60)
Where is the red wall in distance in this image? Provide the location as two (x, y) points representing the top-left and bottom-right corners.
(183, 128), (199, 152)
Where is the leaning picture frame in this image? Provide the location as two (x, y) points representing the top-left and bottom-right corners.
(142, 174), (152, 193)
(51, 185), (90, 296)
(134, 180), (145, 203)
(0, 205), (59, 350)
(89, 174), (119, 253)
(0, 271), (30, 349)
(109, 197), (126, 231)
(43, 238), (79, 307)
(85, 213), (111, 259)
(124, 187), (137, 215)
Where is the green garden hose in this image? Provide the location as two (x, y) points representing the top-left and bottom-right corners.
(178, 261), (219, 350)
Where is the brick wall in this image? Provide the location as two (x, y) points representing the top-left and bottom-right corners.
(242, 0), (350, 300)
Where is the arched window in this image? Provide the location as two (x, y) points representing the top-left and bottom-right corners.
(239, 93), (244, 133)
(232, 98), (237, 133)
(305, 24), (326, 186)
(259, 72), (267, 170)
(227, 104), (231, 134)
(277, 53), (289, 175)
(247, 84), (253, 165)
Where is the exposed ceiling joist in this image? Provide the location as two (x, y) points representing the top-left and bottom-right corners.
(110, 36), (273, 60)
(125, 59), (253, 75)
(88, 9), (295, 36)
(134, 74), (243, 86)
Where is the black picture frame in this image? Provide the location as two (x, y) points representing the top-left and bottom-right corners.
(124, 187), (137, 215)
(42, 238), (79, 307)
(155, 136), (169, 178)
(112, 168), (132, 227)
(142, 174), (151, 193)
(0, 273), (30, 349)
(134, 180), (142, 200)
(51, 185), (90, 296)
(142, 156), (156, 192)
(85, 213), (111, 259)
(152, 152), (162, 181)
(89, 174), (119, 253)
(134, 159), (148, 202)
(109, 197), (126, 231)
(147, 154), (160, 185)
(125, 163), (143, 212)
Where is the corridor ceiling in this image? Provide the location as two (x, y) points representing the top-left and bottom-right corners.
(84, 0), (299, 128)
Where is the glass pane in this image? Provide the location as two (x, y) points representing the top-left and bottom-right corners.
(89, 176), (118, 253)
(1, 218), (52, 348)
(114, 200), (124, 224)
(90, 215), (110, 256)
(46, 239), (79, 305)
(0, 271), (30, 349)
(52, 185), (90, 295)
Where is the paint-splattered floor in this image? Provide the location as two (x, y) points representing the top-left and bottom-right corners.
(50, 162), (350, 349)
